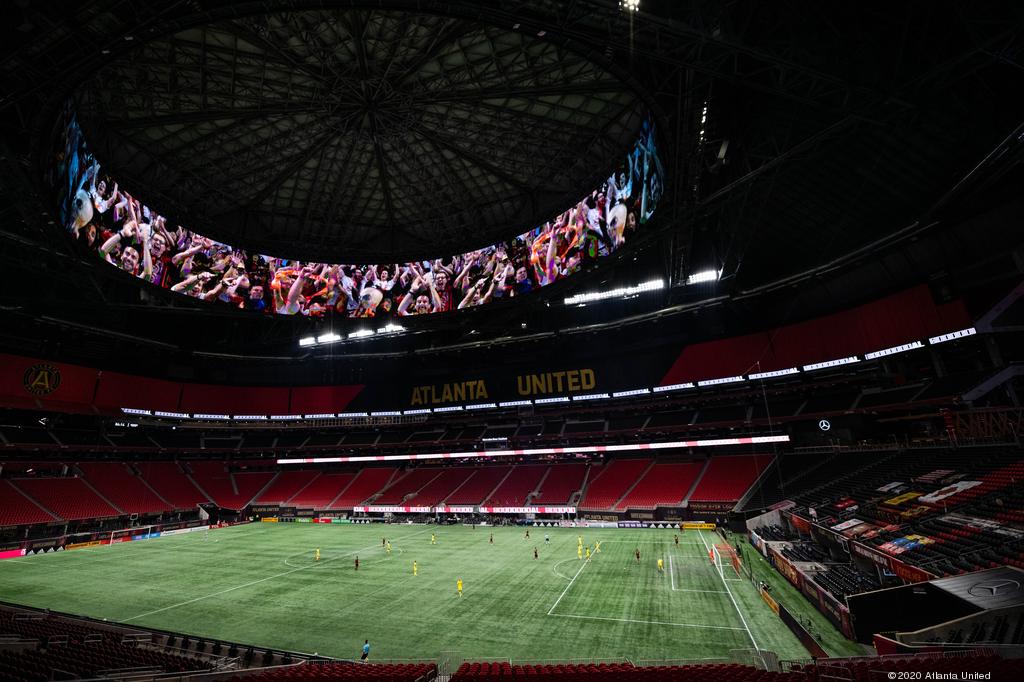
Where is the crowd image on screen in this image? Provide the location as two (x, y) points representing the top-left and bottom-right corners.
(52, 105), (663, 319)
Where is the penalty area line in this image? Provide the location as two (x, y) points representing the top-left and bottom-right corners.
(549, 612), (746, 631)
(547, 557), (589, 615)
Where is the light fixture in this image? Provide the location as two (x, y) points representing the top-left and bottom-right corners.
(864, 341), (924, 360)
(316, 333), (341, 343)
(619, 0), (640, 12)
(299, 337), (316, 347)
(685, 269), (722, 285)
(697, 375), (745, 387)
(564, 279), (663, 305)
(802, 356), (859, 372)
(928, 327), (976, 345)
(748, 368), (799, 380)
(652, 382), (695, 393)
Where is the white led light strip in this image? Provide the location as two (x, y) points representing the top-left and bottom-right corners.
(277, 435), (789, 464)
(864, 341), (924, 360)
(928, 327), (976, 345)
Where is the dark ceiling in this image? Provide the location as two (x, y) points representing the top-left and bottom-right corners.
(0, 0), (1022, 365)
(74, 8), (647, 261)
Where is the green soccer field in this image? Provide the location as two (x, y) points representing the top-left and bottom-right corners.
(0, 523), (864, 663)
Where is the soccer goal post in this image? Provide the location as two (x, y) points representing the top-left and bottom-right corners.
(711, 543), (742, 579)
(109, 525), (157, 546)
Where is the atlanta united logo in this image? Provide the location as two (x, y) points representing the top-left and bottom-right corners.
(23, 364), (61, 396)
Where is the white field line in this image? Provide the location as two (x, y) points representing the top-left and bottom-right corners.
(550, 612), (745, 631)
(122, 529), (430, 623)
(547, 557), (589, 615)
(669, 555), (676, 590)
(698, 530), (759, 650)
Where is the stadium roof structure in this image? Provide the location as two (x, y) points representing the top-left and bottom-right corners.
(0, 1), (1022, 358)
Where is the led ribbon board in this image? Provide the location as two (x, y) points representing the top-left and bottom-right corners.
(52, 103), (664, 319)
(277, 435), (789, 464)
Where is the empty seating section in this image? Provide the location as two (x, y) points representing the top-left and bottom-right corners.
(0, 480), (55, 525)
(579, 459), (651, 510)
(453, 656), (1024, 681)
(485, 465), (547, 505)
(235, 662), (437, 680)
(189, 463), (274, 509)
(615, 461), (704, 510)
(291, 473), (353, 508)
(231, 472), (277, 509)
(446, 466), (512, 505)
(13, 477), (120, 520)
(255, 470), (321, 504)
(329, 467), (397, 508)
(452, 661), (791, 681)
(408, 467), (474, 506)
(688, 454), (775, 502)
(533, 462), (587, 504)
(373, 468), (443, 505)
(77, 462), (169, 514)
(0, 611), (212, 679)
(137, 462), (210, 508)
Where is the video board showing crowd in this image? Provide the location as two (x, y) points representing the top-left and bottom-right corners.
(50, 103), (663, 318)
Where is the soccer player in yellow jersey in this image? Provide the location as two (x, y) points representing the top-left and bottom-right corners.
(413, 560), (418, 576)
(585, 546), (591, 561)
(658, 558), (664, 573)
(577, 545), (583, 560)
(386, 541), (392, 555)
(315, 548), (320, 562)
(456, 578), (463, 597)
(431, 533), (436, 545)
(577, 535), (583, 547)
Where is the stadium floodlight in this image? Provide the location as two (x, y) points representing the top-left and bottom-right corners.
(154, 411), (189, 419)
(304, 412), (337, 419)
(377, 324), (405, 335)
(697, 376), (745, 387)
(277, 434), (791, 465)
(802, 356), (859, 372)
(370, 410), (401, 416)
(535, 396), (570, 404)
(270, 414), (302, 421)
(233, 415), (267, 421)
(193, 413), (229, 420)
(572, 393), (610, 401)
(611, 388), (651, 398)
(686, 269), (722, 285)
(481, 436), (507, 442)
(652, 382), (695, 392)
(864, 341), (924, 360)
(121, 408), (151, 415)
(402, 409), (432, 415)
(498, 400), (532, 407)
(434, 405), (464, 412)
(563, 279), (664, 305)
(348, 329), (375, 339)
(464, 403), (498, 410)
(928, 327), (976, 345)
(619, 0), (640, 11)
(335, 412), (366, 418)
(748, 367), (800, 380)
(316, 333), (341, 344)
(299, 336), (316, 347)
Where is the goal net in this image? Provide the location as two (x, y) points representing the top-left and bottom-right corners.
(710, 543), (742, 579)
(109, 525), (157, 546)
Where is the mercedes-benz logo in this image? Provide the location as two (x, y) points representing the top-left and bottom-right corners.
(968, 579), (1021, 597)
(818, 419), (831, 431)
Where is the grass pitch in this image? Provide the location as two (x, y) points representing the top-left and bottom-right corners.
(0, 523), (864, 662)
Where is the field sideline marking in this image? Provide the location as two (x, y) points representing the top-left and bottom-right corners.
(697, 530), (759, 651)
(122, 529), (430, 623)
(547, 557), (589, 615)
(550, 612), (746, 631)
(669, 555), (675, 590)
